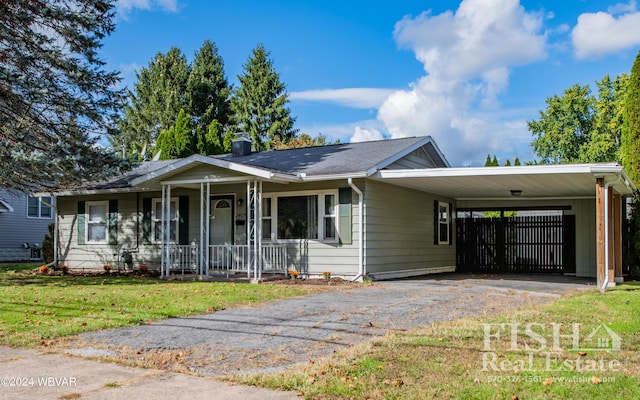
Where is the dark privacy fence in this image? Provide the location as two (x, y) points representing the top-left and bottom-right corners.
(456, 215), (576, 273)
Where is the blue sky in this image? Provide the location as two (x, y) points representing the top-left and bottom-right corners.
(103, 0), (640, 166)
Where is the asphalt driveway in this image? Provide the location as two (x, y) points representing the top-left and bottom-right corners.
(66, 273), (594, 377)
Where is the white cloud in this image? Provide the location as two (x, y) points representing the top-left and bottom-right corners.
(373, 0), (546, 166)
(572, 2), (640, 59)
(350, 126), (385, 142)
(116, 0), (179, 17)
(290, 88), (398, 109)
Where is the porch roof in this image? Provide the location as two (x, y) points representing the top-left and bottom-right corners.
(372, 163), (636, 200)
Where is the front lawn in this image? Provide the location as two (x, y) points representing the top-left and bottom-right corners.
(241, 283), (640, 399)
(0, 266), (325, 347)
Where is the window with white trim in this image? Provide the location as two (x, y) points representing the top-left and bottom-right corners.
(262, 191), (338, 241)
(437, 201), (450, 245)
(152, 198), (178, 243)
(86, 201), (108, 243)
(261, 197), (272, 240)
(27, 196), (52, 219)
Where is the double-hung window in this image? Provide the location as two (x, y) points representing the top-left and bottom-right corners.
(152, 198), (178, 243)
(437, 201), (450, 245)
(262, 191), (338, 241)
(27, 196), (52, 219)
(86, 201), (108, 243)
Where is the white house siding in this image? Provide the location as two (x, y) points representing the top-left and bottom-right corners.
(456, 198), (596, 278)
(363, 180), (456, 278)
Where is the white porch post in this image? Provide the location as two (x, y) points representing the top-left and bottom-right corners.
(164, 184), (172, 277)
(257, 180), (263, 281)
(246, 180), (252, 279)
(205, 182), (211, 275)
(199, 182), (204, 276)
(160, 185), (165, 277)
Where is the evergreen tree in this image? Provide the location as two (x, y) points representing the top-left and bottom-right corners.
(514, 157), (521, 166)
(0, 0), (128, 192)
(491, 155), (499, 166)
(155, 109), (194, 160)
(186, 40), (232, 147)
(622, 51), (640, 184)
(484, 154), (493, 166)
(115, 47), (189, 156)
(504, 159), (512, 166)
(231, 44), (297, 150)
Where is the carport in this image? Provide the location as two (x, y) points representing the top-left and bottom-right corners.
(372, 163), (637, 290)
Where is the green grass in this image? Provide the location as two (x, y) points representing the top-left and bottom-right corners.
(0, 267), (323, 347)
(240, 282), (640, 399)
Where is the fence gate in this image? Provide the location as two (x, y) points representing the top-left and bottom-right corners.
(456, 215), (576, 273)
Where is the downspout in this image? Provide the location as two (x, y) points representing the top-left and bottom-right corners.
(602, 173), (622, 292)
(41, 198), (58, 267)
(348, 178), (364, 281)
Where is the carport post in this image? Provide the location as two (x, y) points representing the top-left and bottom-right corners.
(596, 177), (606, 290)
(614, 194), (623, 283)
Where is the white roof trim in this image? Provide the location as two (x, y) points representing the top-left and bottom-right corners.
(374, 163), (637, 196)
(130, 154), (299, 186)
(0, 199), (14, 213)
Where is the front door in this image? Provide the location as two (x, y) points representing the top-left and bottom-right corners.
(209, 196), (234, 269)
(210, 197), (234, 245)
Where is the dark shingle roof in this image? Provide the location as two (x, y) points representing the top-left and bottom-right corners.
(214, 137), (433, 175)
(62, 137), (446, 193)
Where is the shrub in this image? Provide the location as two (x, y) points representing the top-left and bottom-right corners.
(38, 265), (49, 275)
(138, 265), (148, 273)
(288, 269), (300, 279)
(103, 264), (112, 272)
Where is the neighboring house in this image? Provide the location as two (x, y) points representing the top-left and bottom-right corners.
(47, 136), (635, 286)
(0, 189), (54, 262)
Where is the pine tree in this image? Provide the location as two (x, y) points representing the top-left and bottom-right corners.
(0, 0), (128, 192)
(186, 40), (231, 150)
(491, 155), (499, 166)
(484, 154), (493, 166)
(504, 159), (512, 166)
(115, 47), (189, 156)
(622, 51), (640, 184)
(514, 157), (521, 166)
(231, 44), (297, 150)
(155, 109), (194, 160)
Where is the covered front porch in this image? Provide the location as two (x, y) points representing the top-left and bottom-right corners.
(156, 179), (287, 281)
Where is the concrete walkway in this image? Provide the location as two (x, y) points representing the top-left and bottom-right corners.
(0, 347), (297, 400)
(0, 273), (594, 399)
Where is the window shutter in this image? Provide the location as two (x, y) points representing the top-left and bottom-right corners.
(338, 188), (352, 245)
(108, 200), (118, 245)
(179, 196), (189, 245)
(77, 201), (85, 245)
(142, 198), (152, 245)
(434, 200), (438, 245)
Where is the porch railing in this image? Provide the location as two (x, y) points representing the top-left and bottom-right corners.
(207, 244), (288, 275)
(168, 244), (199, 274)
(166, 244), (288, 276)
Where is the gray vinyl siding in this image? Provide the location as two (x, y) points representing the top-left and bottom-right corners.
(385, 148), (436, 169)
(0, 190), (53, 250)
(456, 198), (596, 277)
(364, 180), (456, 274)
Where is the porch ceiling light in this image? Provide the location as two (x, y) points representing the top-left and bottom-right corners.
(510, 189), (522, 197)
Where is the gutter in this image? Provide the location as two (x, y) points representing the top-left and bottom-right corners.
(348, 178), (364, 281)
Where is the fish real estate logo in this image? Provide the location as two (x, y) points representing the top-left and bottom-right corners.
(481, 323), (621, 374)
